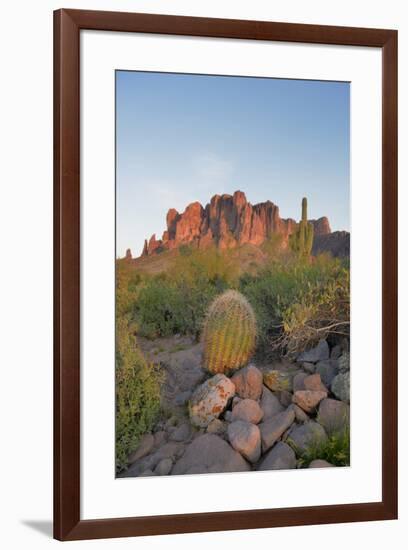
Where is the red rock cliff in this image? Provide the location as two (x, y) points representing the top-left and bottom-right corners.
(140, 190), (331, 256)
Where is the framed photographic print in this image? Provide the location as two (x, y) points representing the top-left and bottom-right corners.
(54, 9), (398, 541)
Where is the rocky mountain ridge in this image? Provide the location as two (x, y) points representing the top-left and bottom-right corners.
(138, 190), (333, 257)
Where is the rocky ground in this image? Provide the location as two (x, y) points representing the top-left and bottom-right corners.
(119, 337), (350, 478)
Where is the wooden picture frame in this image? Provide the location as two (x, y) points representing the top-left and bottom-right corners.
(54, 8), (398, 541)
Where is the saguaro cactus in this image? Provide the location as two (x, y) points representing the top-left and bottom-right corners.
(202, 290), (257, 374)
(290, 197), (314, 257)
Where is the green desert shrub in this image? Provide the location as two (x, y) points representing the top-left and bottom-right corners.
(136, 248), (236, 339)
(116, 259), (144, 319)
(260, 233), (286, 260)
(202, 289), (257, 374)
(116, 316), (162, 472)
(240, 255), (349, 355)
(240, 264), (301, 346)
(117, 242), (349, 359)
(136, 278), (186, 338)
(171, 245), (239, 289)
(179, 244), (193, 257)
(279, 271), (349, 355)
(136, 276), (219, 339)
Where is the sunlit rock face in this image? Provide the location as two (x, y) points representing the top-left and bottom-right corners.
(140, 190), (332, 257)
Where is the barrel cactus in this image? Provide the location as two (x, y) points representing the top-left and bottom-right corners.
(290, 197), (314, 257)
(202, 290), (257, 374)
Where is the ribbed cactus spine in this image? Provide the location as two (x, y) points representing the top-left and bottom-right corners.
(290, 197), (314, 257)
(202, 290), (257, 375)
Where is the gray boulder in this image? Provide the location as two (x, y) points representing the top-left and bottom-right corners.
(259, 408), (295, 452)
(153, 430), (167, 448)
(338, 352), (350, 373)
(297, 340), (330, 363)
(331, 372), (350, 403)
(128, 433), (155, 463)
(227, 421), (261, 463)
(154, 458), (173, 475)
(224, 410), (232, 422)
(140, 469), (156, 477)
(259, 386), (284, 419)
(165, 415), (178, 429)
(169, 422), (192, 442)
(302, 362), (316, 374)
(316, 359), (339, 388)
(287, 421), (328, 455)
(330, 345), (342, 360)
(192, 428), (205, 439)
(151, 441), (185, 462)
(258, 441), (296, 471)
(293, 372), (308, 392)
(317, 398), (350, 435)
(206, 418), (227, 435)
(175, 390), (192, 406)
(122, 441), (185, 477)
(278, 390), (293, 408)
(156, 340), (206, 414)
(171, 434), (250, 475)
(288, 403), (310, 423)
(232, 396), (242, 407)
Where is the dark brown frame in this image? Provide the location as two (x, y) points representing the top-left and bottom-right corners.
(54, 8), (398, 541)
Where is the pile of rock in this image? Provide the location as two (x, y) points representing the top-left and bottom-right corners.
(120, 339), (350, 477)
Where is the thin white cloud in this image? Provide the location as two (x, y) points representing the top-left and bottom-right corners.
(191, 152), (234, 188)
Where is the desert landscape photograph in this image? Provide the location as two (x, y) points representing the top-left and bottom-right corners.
(115, 71), (350, 477)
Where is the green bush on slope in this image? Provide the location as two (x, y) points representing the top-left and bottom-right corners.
(115, 316), (162, 472)
(240, 255), (349, 355)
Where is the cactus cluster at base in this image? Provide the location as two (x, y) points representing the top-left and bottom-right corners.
(201, 289), (257, 375)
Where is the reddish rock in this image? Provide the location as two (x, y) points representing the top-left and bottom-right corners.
(147, 234), (162, 255)
(310, 216), (331, 235)
(227, 420), (261, 463)
(166, 208), (180, 239)
(231, 398), (264, 424)
(292, 390), (327, 413)
(174, 202), (204, 244)
(141, 239), (148, 256)
(231, 365), (263, 401)
(304, 373), (328, 393)
(139, 191), (334, 257)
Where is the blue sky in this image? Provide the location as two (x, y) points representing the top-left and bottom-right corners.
(116, 71), (350, 257)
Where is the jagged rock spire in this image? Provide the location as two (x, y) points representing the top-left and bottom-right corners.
(139, 191), (331, 257)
